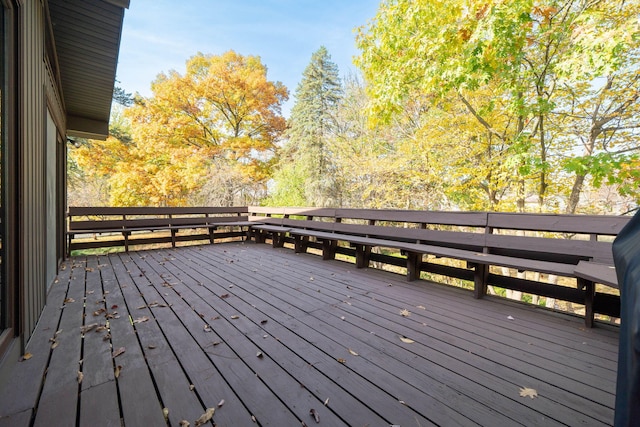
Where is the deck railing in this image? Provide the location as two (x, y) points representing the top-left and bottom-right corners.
(67, 206), (629, 327)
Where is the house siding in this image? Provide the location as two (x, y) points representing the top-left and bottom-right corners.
(20, 0), (65, 342)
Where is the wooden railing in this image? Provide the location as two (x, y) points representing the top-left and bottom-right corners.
(248, 207), (628, 327)
(67, 206), (256, 255)
(68, 206), (629, 327)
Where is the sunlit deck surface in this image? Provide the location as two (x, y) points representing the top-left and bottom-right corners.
(1, 242), (619, 426)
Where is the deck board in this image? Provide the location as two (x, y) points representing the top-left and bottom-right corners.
(0, 242), (619, 426)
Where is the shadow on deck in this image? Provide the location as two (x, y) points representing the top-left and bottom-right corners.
(0, 242), (618, 426)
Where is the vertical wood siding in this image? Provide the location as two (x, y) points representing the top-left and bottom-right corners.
(20, 0), (64, 341)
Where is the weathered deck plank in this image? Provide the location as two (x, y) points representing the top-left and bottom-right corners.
(0, 242), (619, 426)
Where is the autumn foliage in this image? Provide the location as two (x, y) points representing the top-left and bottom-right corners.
(72, 51), (287, 206)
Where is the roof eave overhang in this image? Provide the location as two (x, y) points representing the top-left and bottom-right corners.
(49, 0), (129, 140)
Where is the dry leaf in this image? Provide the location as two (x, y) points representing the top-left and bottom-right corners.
(179, 421), (190, 427)
(189, 384), (195, 391)
(417, 305), (426, 310)
(137, 305), (147, 310)
(398, 400), (407, 406)
(231, 315), (240, 320)
(217, 399), (225, 408)
(256, 351), (264, 358)
(112, 347), (126, 358)
(77, 371), (84, 384)
(51, 341), (59, 350)
(400, 309), (411, 317)
(337, 358), (346, 364)
(162, 408), (169, 421)
(194, 407), (215, 426)
(519, 387), (538, 399)
(324, 397), (329, 406)
(148, 344), (157, 349)
(260, 320), (268, 325)
(309, 277), (314, 281)
(80, 323), (98, 333)
(133, 316), (149, 324)
(220, 294), (230, 299)
(64, 297), (75, 303)
(21, 352), (33, 361)
(309, 408), (320, 423)
(348, 348), (359, 356)
(400, 336), (415, 344)
(340, 316), (345, 321)
(93, 308), (106, 316)
(203, 325), (212, 332)
(251, 415), (256, 423)
(507, 315), (515, 320)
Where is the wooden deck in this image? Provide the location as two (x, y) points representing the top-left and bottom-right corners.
(0, 242), (619, 426)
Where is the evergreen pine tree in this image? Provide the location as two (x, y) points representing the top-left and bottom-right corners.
(269, 46), (343, 206)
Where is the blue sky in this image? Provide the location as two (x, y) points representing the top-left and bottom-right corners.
(116, 0), (381, 116)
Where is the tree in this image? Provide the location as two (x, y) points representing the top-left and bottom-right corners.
(269, 46), (343, 206)
(72, 51), (288, 207)
(355, 0), (640, 213)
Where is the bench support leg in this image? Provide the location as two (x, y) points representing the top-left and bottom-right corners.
(272, 232), (286, 248)
(123, 232), (130, 253)
(170, 229), (177, 248)
(208, 227), (216, 244)
(321, 240), (337, 260)
(406, 252), (422, 281)
(580, 278), (596, 328)
(294, 235), (309, 254)
(355, 245), (371, 269)
(473, 263), (488, 299)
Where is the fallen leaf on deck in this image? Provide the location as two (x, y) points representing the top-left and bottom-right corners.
(251, 415), (256, 423)
(96, 325), (108, 332)
(51, 341), (59, 350)
(189, 384), (195, 391)
(86, 268), (94, 272)
(337, 358), (346, 364)
(348, 348), (359, 356)
(400, 336), (415, 344)
(217, 399), (225, 408)
(309, 277), (314, 281)
(137, 305), (147, 310)
(148, 344), (157, 349)
(64, 298), (75, 303)
(115, 365), (122, 378)
(112, 347), (126, 358)
(417, 305), (426, 310)
(111, 304), (118, 309)
(77, 371), (84, 384)
(203, 325), (212, 332)
(21, 353), (33, 361)
(260, 320), (268, 325)
(309, 408), (320, 423)
(133, 316), (149, 324)
(400, 309), (411, 317)
(340, 316), (345, 321)
(324, 397), (329, 406)
(103, 333), (111, 341)
(162, 408), (169, 421)
(256, 351), (264, 358)
(80, 323), (99, 333)
(519, 387), (538, 399)
(399, 400), (407, 405)
(220, 294), (230, 299)
(93, 308), (106, 316)
(179, 421), (190, 427)
(507, 315), (515, 320)
(231, 315), (240, 319)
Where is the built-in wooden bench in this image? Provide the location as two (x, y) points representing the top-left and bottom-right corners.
(68, 206), (257, 255)
(247, 207), (629, 327)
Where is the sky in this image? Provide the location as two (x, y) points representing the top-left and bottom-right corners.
(116, 0), (381, 117)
